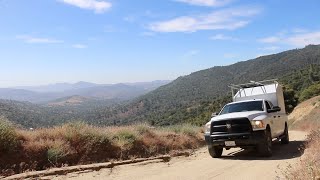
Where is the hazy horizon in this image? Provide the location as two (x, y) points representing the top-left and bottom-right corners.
(0, 79), (172, 89)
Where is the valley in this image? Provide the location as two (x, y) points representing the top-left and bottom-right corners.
(2, 45), (320, 128)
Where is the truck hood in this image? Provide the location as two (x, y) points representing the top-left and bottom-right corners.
(211, 111), (266, 122)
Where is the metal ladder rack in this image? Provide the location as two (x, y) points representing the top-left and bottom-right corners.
(229, 79), (278, 98)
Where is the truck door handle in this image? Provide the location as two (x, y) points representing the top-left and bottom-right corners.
(278, 116), (280, 118)
(273, 116), (276, 118)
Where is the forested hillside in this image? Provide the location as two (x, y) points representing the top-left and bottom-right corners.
(94, 45), (320, 126)
(1, 45), (320, 128)
(0, 99), (121, 128)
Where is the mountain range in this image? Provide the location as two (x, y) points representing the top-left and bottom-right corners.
(1, 45), (320, 128)
(0, 80), (171, 103)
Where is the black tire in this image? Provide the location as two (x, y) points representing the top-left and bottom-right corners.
(208, 146), (223, 158)
(281, 124), (289, 144)
(258, 129), (272, 157)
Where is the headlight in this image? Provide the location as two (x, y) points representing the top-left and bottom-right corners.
(251, 120), (264, 129)
(204, 123), (211, 133)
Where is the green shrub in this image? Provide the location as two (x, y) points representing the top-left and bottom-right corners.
(62, 121), (112, 153)
(113, 130), (138, 148)
(180, 124), (199, 136)
(161, 125), (181, 134)
(0, 118), (19, 153)
(47, 146), (64, 163)
(161, 124), (199, 136)
(300, 83), (320, 102)
(63, 121), (93, 142)
(134, 124), (151, 135)
(46, 139), (72, 164)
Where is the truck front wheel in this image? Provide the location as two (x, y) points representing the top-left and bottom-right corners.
(257, 129), (272, 157)
(208, 146), (223, 158)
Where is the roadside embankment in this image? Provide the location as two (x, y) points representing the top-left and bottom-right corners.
(286, 95), (320, 179)
(0, 120), (204, 177)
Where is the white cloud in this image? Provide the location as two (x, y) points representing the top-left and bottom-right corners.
(175, 0), (232, 7)
(258, 31), (320, 47)
(210, 34), (236, 40)
(258, 36), (280, 43)
(72, 44), (88, 48)
(259, 46), (280, 51)
(149, 6), (261, 33)
(16, 35), (63, 44)
(59, 0), (111, 13)
(286, 31), (320, 47)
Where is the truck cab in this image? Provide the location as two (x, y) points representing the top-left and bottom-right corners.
(204, 80), (289, 157)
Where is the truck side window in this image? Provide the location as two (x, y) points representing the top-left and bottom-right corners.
(265, 101), (272, 110)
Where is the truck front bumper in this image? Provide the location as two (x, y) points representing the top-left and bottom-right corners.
(204, 130), (265, 147)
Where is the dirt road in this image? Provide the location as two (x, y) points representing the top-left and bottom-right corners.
(44, 131), (307, 180)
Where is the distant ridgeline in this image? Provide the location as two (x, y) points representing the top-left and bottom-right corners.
(1, 45), (320, 128)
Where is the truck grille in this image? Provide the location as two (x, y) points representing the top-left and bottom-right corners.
(211, 118), (252, 135)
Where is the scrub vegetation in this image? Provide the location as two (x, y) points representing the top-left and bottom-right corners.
(0, 120), (204, 176)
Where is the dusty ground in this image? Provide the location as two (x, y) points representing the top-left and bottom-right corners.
(37, 131), (307, 180)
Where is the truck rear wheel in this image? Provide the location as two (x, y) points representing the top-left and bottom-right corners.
(281, 125), (289, 144)
(208, 146), (223, 158)
(258, 129), (272, 157)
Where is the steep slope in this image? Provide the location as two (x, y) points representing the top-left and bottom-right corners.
(97, 45), (320, 125)
(289, 95), (320, 128)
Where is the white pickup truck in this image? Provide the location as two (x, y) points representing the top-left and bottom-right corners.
(204, 80), (289, 157)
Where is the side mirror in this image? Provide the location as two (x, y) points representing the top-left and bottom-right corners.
(274, 106), (281, 112)
(211, 112), (219, 117)
(267, 106), (281, 113)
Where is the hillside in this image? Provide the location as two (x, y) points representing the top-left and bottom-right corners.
(94, 45), (320, 126)
(288, 95), (320, 128)
(0, 99), (120, 128)
(46, 95), (92, 106)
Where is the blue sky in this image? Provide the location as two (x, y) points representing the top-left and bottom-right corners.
(0, 0), (320, 87)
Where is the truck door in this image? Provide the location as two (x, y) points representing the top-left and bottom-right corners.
(265, 101), (281, 137)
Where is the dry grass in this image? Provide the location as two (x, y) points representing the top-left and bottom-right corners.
(286, 96), (320, 179)
(289, 96), (320, 129)
(0, 121), (204, 176)
(285, 128), (320, 180)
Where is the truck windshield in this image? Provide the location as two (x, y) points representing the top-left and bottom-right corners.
(220, 101), (264, 115)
